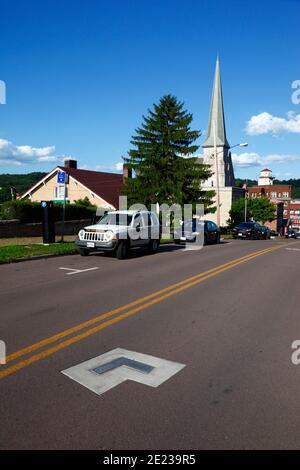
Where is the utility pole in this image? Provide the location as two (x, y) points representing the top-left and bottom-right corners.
(244, 180), (248, 222)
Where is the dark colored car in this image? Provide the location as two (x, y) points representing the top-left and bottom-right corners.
(295, 231), (300, 239)
(233, 222), (265, 240)
(286, 229), (295, 239)
(174, 219), (221, 245)
(260, 225), (271, 239)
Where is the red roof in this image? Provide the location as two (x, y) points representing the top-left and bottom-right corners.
(59, 166), (123, 208)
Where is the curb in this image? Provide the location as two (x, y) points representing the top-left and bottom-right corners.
(0, 251), (79, 265)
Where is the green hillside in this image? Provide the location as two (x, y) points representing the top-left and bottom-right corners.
(1, 172), (300, 202)
(0, 172), (46, 201)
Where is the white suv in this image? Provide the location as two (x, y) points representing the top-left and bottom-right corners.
(76, 210), (160, 259)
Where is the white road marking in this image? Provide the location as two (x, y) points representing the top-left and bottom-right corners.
(286, 248), (300, 252)
(61, 348), (185, 396)
(59, 267), (99, 275)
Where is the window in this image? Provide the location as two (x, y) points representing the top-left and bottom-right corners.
(283, 192), (289, 198)
(271, 192), (277, 198)
(290, 210), (295, 215)
(98, 213), (133, 226)
(133, 214), (142, 228)
(141, 213), (151, 227)
(150, 213), (158, 226)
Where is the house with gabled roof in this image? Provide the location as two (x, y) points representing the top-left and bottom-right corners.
(21, 159), (126, 210)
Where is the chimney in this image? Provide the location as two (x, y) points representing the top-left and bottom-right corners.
(123, 164), (132, 182)
(64, 159), (77, 169)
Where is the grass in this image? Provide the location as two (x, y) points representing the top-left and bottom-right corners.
(0, 235), (76, 246)
(0, 242), (78, 262)
(0, 236), (174, 263)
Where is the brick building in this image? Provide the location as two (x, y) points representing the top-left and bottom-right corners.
(246, 169), (292, 234)
(284, 200), (300, 231)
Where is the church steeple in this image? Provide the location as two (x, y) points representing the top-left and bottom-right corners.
(202, 57), (230, 148)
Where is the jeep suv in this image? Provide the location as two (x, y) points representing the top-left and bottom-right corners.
(76, 210), (160, 259)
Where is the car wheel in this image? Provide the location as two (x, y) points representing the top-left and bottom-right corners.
(174, 239), (182, 245)
(148, 239), (160, 253)
(116, 241), (129, 259)
(216, 234), (221, 244)
(79, 248), (89, 256)
(204, 234), (208, 245)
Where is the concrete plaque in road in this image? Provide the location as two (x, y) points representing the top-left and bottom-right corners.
(61, 348), (185, 396)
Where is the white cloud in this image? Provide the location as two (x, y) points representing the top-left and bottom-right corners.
(232, 152), (300, 168)
(246, 111), (300, 136)
(114, 161), (123, 171)
(0, 139), (63, 166)
(95, 161), (123, 172)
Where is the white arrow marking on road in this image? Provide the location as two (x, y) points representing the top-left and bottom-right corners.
(59, 267), (99, 275)
(61, 348), (185, 396)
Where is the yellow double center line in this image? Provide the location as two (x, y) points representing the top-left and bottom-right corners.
(0, 243), (287, 379)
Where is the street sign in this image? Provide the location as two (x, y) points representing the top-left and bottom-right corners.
(61, 348), (185, 396)
(57, 170), (68, 184)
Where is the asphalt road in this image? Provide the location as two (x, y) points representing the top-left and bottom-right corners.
(1, 238), (300, 450)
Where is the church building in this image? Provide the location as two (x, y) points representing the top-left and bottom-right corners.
(199, 58), (244, 226)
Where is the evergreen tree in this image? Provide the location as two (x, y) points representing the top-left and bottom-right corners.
(123, 94), (215, 213)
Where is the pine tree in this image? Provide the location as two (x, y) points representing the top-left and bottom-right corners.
(123, 94), (215, 213)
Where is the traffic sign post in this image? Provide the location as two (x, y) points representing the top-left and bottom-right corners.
(57, 171), (68, 242)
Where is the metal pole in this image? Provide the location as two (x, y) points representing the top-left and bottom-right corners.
(61, 176), (66, 242)
(213, 120), (221, 227)
(244, 179), (248, 222)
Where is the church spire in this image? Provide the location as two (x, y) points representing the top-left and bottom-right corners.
(202, 57), (230, 148)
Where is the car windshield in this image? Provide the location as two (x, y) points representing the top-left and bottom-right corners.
(97, 213), (133, 226)
(237, 223), (254, 228)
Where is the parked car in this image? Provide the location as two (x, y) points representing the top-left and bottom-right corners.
(286, 229), (296, 239)
(174, 219), (220, 245)
(286, 229), (300, 239)
(76, 210), (160, 259)
(260, 225), (271, 239)
(232, 222), (265, 240)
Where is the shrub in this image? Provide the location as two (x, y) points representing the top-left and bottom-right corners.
(0, 200), (96, 223)
(0, 200), (43, 222)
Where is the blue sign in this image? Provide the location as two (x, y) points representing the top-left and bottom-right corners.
(57, 171), (68, 184)
(41, 201), (47, 208)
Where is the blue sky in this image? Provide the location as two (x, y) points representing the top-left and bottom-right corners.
(0, 0), (299, 180)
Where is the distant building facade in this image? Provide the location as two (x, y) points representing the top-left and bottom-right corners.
(246, 168), (300, 233)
